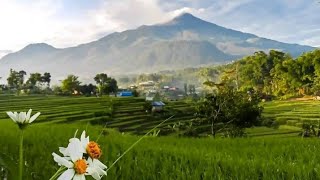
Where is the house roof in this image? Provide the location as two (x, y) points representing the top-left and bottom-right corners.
(119, 91), (133, 96)
(152, 101), (165, 106)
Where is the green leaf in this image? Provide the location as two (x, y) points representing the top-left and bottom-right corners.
(0, 152), (18, 179)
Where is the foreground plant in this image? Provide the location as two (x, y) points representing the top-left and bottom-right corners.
(6, 109), (41, 180)
(6, 109), (41, 129)
(50, 115), (174, 179)
(51, 132), (107, 180)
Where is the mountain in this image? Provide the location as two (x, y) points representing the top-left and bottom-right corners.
(0, 50), (13, 59)
(0, 13), (315, 83)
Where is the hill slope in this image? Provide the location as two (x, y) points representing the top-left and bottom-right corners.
(0, 13), (315, 82)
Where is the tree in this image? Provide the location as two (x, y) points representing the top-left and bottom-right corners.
(94, 73), (109, 95)
(184, 83), (188, 95)
(79, 84), (96, 96)
(7, 69), (26, 93)
(26, 73), (42, 88)
(42, 72), (51, 87)
(108, 78), (118, 96)
(7, 69), (19, 89)
(188, 84), (196, 95)
(94, 73), (118, 96)
(61, 75), (81, 94)
(18, 70), (26, 87)
(195, 85), (262, 137)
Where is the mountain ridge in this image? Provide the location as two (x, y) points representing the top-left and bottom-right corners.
(0, 13), (315, 83)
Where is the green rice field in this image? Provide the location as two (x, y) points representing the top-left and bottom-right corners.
(1, 95), (320, 179)
(263, 100), (320, 128)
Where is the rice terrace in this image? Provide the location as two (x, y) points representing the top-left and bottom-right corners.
(1, 95), (320, 179)
(1, 1), (320, 180)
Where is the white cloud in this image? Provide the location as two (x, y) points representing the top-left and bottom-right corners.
(0, 0), (174, 51)
(302, 37), (320, 47)
(0, 0), (63, 50)
(209, 0), (254, 16)
(0, 0), (319, 53)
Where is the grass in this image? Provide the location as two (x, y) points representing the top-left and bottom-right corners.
(1, 120), (320, 179)
(263, 100), (320, 127)
(2, 95), (320, 179)
(0, 95), (195, 134)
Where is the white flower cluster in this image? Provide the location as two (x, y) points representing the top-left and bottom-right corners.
(52, 131), (107, 180)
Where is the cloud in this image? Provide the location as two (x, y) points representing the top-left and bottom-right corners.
(0, 0), (63, 50)
(202, 0), (320, 47)
(0, 0), (174, 51)
(0, 0), (319, 52)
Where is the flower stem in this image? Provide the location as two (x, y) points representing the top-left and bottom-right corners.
(19, 130), (24, 180)
(49, 166), (67, 180)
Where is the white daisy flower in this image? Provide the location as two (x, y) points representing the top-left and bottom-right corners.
(6, 109), (41, 124)
(53, 136), (107, 180)
(80, 131), (107, 176)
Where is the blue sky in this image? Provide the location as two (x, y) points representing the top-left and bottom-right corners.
(0, 0), (319, 57)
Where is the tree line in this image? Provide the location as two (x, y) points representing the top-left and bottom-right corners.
(1, 70), (118, 96)
(213, 49), (320, 99)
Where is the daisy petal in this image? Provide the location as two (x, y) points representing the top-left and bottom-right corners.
(73, 174), (85, 180)
(87, 167), (101, 180)
(26, 109), (32, 120)
(57, 169), (75, 180)
(52, 153), (73, 168)
(6, 112), (17, 122)
(67, 139), (83, 162)
(80, 131), (86, 140)
(18, 112), (26, 123)
(29, 112), (40, 123)
(93, 159), (108, 170)
(80, 131), (89, 149)
(94, 165), (107, 177)
(59, 147), (68, 156)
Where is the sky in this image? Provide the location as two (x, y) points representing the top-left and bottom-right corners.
(0, 0), (319, 58)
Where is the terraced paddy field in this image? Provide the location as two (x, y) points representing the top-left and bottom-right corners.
(0, 95), (195, 135)
(0, 95), (310, 136)
(263, 100), (320, 129)
(1, 95), (320, 179)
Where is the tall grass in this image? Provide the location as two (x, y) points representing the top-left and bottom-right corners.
(1, 96), (320, 179)
(0, 120), (320, 179)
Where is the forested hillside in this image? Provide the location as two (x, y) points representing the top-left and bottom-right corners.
(217, 49), (320, 98)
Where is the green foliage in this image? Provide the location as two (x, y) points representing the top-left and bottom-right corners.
(142, 101), (152, 112)
(25, 72), (51, 94)
(6, 69), (26, 92)
(3, 95), (320, 179)
(300, 123), (318, 137)
(195, 87), (262, 137)
(61, 74), (81, 94)
(223, 49), (320, 99)
(79, 84), (96, 96)
(0, 121), (320, 179)
(94, 73), (118, 96)
(132, 89), (139, 97)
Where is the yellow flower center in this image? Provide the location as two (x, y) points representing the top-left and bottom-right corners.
(74, 159), (87, 174)
(86, 141), (102, 159)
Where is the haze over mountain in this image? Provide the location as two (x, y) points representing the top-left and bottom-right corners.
(0, 13), (315, 83)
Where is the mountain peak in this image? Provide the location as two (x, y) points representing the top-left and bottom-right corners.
(172, 13), (202, 22)
(20, 43), (57, 52)
(174, 13), (196, 19)
(162, 13), (211, 27)
(24, 43), (55, 49)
